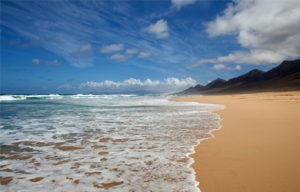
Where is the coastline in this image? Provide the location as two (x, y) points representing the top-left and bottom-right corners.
(170, 91), (300, 192)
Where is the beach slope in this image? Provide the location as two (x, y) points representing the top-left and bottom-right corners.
(170, 91), (300, 192)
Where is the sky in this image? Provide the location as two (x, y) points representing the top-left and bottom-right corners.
(1, 0), (300, 94)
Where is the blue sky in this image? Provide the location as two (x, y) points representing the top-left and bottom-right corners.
(1, 0), (300, 94)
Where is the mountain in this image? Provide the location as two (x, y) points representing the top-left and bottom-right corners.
(204, 78), (227, 91)
(182, 84), (205, 94)
(179, 59), (300, 95)
(228, 69), (265, 85)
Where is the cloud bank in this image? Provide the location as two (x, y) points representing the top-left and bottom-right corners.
(193, 0), (300, 67)
(60, 77), (196, 93)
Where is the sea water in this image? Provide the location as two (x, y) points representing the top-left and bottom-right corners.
(0, 94), (224, 192)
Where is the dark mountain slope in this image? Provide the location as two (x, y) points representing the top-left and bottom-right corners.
(180, 84), (205, 94)
(228, 69), (265, 85)
(179, 59), (300, 95)
(204, 78), (227, 91)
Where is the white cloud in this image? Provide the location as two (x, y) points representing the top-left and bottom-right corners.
(125, 48), (139, 54)
(109, 54), (132, 62)
(100, 44), (124, 53)
(45, 60), (62, 66)
(144, 19), (170, 39)
(32, 58), (40, 66)
(61, 77), (196, 92)
(191, 59), (215, 67)
(1, 2), (204, 69)
(212, 64), (241, 70)
(193, 0), (300, 66)
(137, 51), (153, 58)
(171, 0), (197, 10)
(70, 44), (94, 58)
(80, 77), (196, 90)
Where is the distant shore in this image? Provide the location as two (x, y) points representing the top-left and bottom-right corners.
(170, 91), (300, 192)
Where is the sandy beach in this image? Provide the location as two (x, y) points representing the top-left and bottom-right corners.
(170, 91), (300, 192)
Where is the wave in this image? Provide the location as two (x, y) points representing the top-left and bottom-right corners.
(0, 94), (144, 101)
(0, 95), (222, 191)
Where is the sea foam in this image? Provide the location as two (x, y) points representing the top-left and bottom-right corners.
(0, 95), (224, 191)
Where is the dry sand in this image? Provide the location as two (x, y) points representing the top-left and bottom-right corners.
(170, 91), (300, 192)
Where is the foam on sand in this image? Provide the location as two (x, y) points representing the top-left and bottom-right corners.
(0, 95), (224, 191)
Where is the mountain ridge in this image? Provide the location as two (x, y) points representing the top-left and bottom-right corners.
(179, 59), (300, 95)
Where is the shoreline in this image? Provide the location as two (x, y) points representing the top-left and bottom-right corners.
(170, 91), (300, 192)
(187, 112), (224, 192)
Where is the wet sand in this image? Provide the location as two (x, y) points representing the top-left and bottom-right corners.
(170, 91), (300, 192)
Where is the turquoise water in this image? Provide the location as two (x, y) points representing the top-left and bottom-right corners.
(0, 94), (224, 192)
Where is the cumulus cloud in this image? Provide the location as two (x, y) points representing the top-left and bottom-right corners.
(60, 77), (196, 92)
(125, 48), (139, 54)
(80, 77), (196, 91)
(32, 58), (40, 66)
(171, 0), (197, 10)
(100, 44), (124, 53)
(70, 44), (94, 58)
(137, 51), (153, 58)
(193, 0), (300, 67)
(109, 54), (132, 62)
(212, 64), (241, 70)
(144, 19), (170, 39)
(45, 60), (62, 66)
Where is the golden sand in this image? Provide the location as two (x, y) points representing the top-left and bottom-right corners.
(0, 176), (13, 185)
(52, 146), (84, 151)
(170, 91), (300, 192)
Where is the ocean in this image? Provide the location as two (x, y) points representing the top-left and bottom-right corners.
(0, 94), (224, 192)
